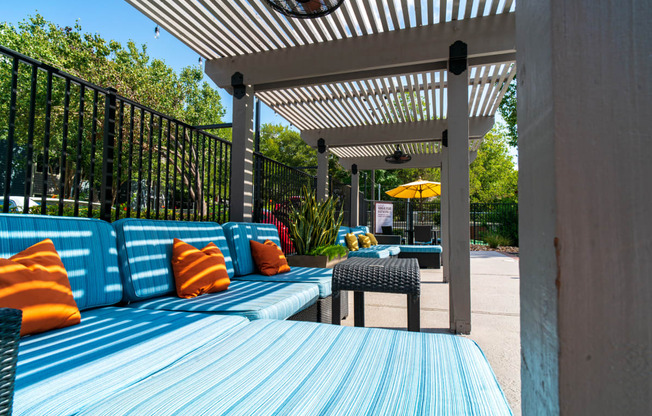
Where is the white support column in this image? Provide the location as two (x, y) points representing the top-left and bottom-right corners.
(230, 76), (255, 222)
(448, 42), (471, 334)
(519, 2), (651, 415)
(316, 144), (329, 201)
(441, 136), (450, 284)
(350, 165), (359, 227)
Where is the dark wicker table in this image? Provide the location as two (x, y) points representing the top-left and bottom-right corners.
(332, 257), (421, 332)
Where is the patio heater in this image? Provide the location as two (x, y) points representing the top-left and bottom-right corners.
(263, 0), (345, 19)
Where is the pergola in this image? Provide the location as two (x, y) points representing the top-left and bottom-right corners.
(125, 0), (516, 334)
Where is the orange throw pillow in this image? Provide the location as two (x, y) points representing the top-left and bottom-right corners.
(250, 239), (291, 276)
(0, 239), (80, 336)
(171, 239), (231, 298)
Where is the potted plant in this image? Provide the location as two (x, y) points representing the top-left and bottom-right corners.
(286, 187), (347, 268)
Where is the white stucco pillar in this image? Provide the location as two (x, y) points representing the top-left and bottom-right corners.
(350, 165), (359, 227)
(230, 76), (254, 222)
(447, 42), (471, 334)
(316, 143), (329, 202)
(519, 1), (651, 414)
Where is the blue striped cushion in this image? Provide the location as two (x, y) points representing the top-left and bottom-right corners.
(127, 280), (319, 321)
(376, 245), (401, 255)
(398, 245), (443, 253)
(348, 248), (391, 258)
(352, 225), (370, 234)
(0, 214), (122, 310)
(73, 320), (513, 416)
(234, 266), (332, 297)
(12, 307), (248, 416)
(222, 222), (283, 276)
(113, 219), (234, 302)
(336, 226), (350, 246)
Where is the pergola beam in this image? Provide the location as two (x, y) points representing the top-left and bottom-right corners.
(302, 117), (494, 147)
(338, 151), (478, 170)
(205, 14), (515, 90)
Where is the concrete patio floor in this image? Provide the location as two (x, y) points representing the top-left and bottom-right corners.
(340, 251), (521, 415)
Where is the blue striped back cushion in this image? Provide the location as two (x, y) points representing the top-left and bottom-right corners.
(352, 225), (370, 234)
(222, 223), (282, 276)
(336, 227), (350, 246)
(113, 219), (234, 302)
(0, 214), (122, 310)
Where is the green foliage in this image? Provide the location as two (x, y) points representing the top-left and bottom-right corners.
(287, 187), (344, 255)
(307, 244), (347, 260)
(481, 232), (513, 249)
(493, 204), (519, 246)
(0, 15), (228, 214)
(499, 80), (517, 147)
(259, 123), (348, 184)
(0, 15), (225, 126)
(469, 123), (518, 203)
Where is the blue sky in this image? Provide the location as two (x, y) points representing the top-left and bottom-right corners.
(1, 0), (290, 128)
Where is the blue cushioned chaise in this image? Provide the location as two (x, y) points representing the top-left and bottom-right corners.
(113, 218), (319, 320)
(338, 225), (442, 268)
(1, 214), (511, 415)
(223, 222), (347, 322)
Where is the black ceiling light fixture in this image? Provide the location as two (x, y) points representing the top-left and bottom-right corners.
(263, 0), (346, 19)
(385, 145), (412, 164)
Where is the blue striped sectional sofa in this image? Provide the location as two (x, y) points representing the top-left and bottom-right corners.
(338, 226), (443, 268)
(1, 214), (511, 415)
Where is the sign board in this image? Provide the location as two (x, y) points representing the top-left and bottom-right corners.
(374, 202), (394, 233)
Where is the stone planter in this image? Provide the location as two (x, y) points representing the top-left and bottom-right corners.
(287, 254), (347, 269)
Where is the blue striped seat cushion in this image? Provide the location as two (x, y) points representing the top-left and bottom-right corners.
(233, 266), (332, 297)
(126, 280), (319, 321)
(74, 320), (513, 416)
(398, 245), (443, 253)
(222, 222), (284, 276)
(0, 214), (122, 310)
(12, 307), (248, 416)
(349, 247), (391, 258)
(336, 226), (350, 246)
(376, 245), (401, 255)
(113, 218), (234, 302)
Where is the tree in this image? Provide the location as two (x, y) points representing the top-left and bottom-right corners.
(469, 123), (518, 202)
(499, 80), (517, 147)
(0, 15), (227, 215)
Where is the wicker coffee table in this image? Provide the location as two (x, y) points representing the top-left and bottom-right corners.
(331, 257), (421, 332)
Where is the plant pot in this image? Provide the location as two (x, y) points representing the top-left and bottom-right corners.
(287, 254), (347, 269)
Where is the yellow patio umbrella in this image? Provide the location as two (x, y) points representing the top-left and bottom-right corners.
(385, 179), (441, 244)
(385, 179), (441, 199)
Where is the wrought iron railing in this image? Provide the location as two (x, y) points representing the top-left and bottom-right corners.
(366, 200), (518, 246)
(252, 152), (316, 254)
(0, 44), (231, 223)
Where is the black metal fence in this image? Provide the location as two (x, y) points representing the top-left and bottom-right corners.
(366, 200), (518, 246)
(0, 44), (231, 223)
(252, 152), (316, 254)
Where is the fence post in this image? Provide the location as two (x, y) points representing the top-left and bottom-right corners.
(100, 88), (117, 222)
(252, 154), (262, 222)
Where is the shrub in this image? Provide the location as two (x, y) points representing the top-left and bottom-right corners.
(482, 232), (513, 248)
(307, 244), (347, 260)
(287, 186), (344, 255)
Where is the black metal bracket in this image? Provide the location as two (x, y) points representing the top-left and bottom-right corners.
(442, 129), (448, 147)
(351, 164), (358, 175)
(231, 72), (246, 99)
(317, 138), (326, 154)
(449, 41), (468, 75)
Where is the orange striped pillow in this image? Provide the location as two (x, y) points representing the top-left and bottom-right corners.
(171, 239), (230, 298)
(0, 239), (80, 336)
(250, 239), (291, 276)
